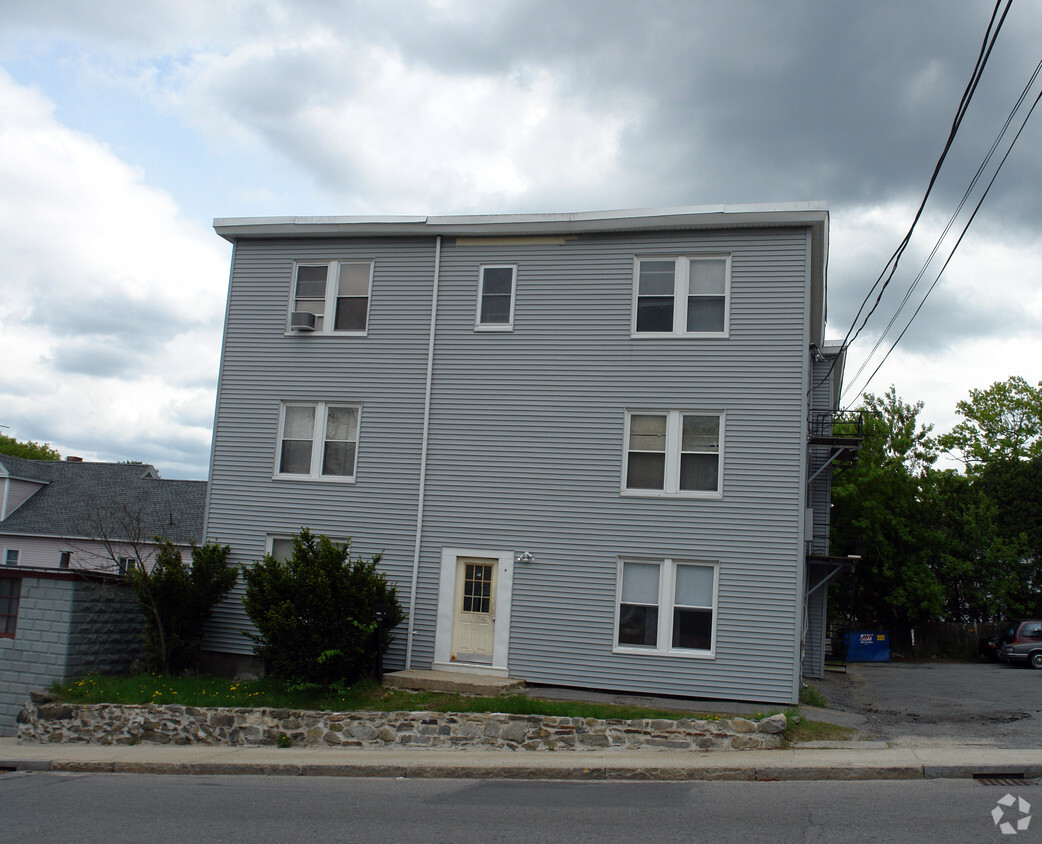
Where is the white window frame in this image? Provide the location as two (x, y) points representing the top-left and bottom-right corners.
(3, 548), (19, 567)
(266, 534), (349, 562)
(287, 260), (373, 336)
(621, 410), (724, 498)
(613, 557), (718, 658)
(274, 401), (361, 483)
(475, 264), (517, 331)
(631, 255), (731, 338)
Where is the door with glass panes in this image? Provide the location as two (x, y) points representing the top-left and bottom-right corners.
(451, 556), (497, 663)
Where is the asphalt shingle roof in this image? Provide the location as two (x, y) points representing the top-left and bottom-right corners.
(0, 456), (206, 545)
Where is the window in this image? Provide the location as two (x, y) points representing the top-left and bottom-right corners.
(623, 411), (722, 496)
(276, 402), (360, 481)
(0, 578), (20, 637)
(616, 559), (716, 655)
(4, 549), (18, 567)
(289, 261), (372, 334)
(59, 551), (71, 569)
(117, 557), (136, 575)
(476, 265), (516, 329)
(633, 256), (729, 336)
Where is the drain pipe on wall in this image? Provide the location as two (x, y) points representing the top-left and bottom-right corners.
(405, 234), (441, 670)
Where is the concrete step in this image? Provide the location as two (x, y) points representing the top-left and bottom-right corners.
(383, 669), (525, 696)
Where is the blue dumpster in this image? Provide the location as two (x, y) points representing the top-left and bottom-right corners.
(844, 630), (891, 662)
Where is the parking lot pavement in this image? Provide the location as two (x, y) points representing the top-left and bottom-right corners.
(813, 661), (1042, 748)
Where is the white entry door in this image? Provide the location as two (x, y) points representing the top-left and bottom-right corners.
(450, 556), (497, 664)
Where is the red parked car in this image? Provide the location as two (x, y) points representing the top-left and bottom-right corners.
(999, 620), (1042, 668)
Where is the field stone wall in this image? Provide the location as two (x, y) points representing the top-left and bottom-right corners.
(19, 700), (787, 751)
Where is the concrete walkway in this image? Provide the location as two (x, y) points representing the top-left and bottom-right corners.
(4, 736), (1040, 782)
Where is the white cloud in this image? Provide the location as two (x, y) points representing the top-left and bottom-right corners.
(0, 69), (228, 477)
(178, 35), (629, 212)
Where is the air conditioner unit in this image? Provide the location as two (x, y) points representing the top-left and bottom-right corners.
(289, 311), (317, 331)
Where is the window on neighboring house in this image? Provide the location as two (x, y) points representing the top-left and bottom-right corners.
(289, 261), (373, 334)
(0, 578), (20, 637)
(117, 557), (136, 575)
(616, 558), (716, 655)
(59, 551), (71, 569)
(276, 402), (360, 481)
(476, 265), (517, 329)
(623, 411), (723, 496)
(633, 256), (730, 336)
(4, 549), (19, 567)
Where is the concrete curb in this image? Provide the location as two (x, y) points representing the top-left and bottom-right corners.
(3, 757), (1038, 782)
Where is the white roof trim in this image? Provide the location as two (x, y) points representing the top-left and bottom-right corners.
(214, 202), (829, 241)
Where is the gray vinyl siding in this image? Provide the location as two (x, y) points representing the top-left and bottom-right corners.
(416, 229), (810, 703)
(206, 224), (817, 704)
(204, 237), (437, 661)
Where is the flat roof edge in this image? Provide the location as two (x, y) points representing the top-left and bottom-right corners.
(213, 202), (829, 240)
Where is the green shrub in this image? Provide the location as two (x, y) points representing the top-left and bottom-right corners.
(241, 529), (405, 686)
(128, 540), (238, 674)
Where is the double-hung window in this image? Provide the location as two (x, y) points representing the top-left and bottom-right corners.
(289, 261), (373, 334)
(3, 549), (19, 567)
(476, 265), (517, 330)
(0, 578), (20, 637)
(633, 256), (730, 336)
(276, 402), (360, 481)
(623, 410), (723, 496)
(616, 558), (716, 655)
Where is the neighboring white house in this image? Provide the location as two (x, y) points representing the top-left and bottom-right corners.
(202, 204), (853, 704)
(0, 455), (207, 734)
(0, 455), (205, 573)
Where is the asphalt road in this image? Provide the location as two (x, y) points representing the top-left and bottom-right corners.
(814, 661), (1042, 747)
(1, 771), (1034, 843)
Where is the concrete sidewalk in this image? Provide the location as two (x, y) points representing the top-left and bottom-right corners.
(4, 737), (1041, 782)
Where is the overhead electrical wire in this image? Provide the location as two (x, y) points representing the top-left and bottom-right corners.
(811, 0), (1012, 393)
(842, 53), (1042, 397)
(843, 81), (1042, 406)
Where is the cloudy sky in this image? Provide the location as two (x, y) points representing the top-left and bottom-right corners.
(1, 0), (1040, 478)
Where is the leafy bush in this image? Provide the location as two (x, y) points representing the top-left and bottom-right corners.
(128, 539), (238, 674)
(241, 529), (405, 686)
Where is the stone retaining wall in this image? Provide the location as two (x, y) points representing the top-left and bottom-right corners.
(19, 701), (788, 751)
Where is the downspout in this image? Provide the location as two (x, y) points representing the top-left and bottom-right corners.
(405, 235), (441, 669)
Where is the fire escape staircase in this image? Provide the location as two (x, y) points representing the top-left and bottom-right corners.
(806, 411), (865, 589)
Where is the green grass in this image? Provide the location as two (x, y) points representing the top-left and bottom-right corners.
(51, 674), (857, 742)
(51, 674), (724, 721)
(798, 682), (829, 708)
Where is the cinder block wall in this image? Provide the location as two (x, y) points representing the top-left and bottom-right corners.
(0, 578), (140, 736)
(0, 578), (75, 735)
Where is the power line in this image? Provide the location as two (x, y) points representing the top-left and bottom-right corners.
(812, 0), (1012, 393)
(843, 54), (1042, 396)
(843, 82), (1042, 405)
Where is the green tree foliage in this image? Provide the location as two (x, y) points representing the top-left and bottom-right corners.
(939, 375), (1042, 469)
(241, 529), (406, 686)
(128, 540), (238, 674)
(0, 433), (60, 460)
(830, 387), (946, 626)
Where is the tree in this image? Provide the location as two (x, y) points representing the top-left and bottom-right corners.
(241, 529), (405, 686)
(127, 540), (238, 674)
(0, 433), (60, 460)
(939, 376), (1042, 469)
(830, 387), (947, 626)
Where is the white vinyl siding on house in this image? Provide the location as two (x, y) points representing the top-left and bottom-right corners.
(633, 255), (730, 337)
(615, 558), (717, 656)
(475, 265), (516, 330)
(289, 261), (372, 334)
(623, 411), (723, 496)
(275, 402), (360, 481)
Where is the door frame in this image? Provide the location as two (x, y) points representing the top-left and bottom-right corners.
(433, 547), (514, 676)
